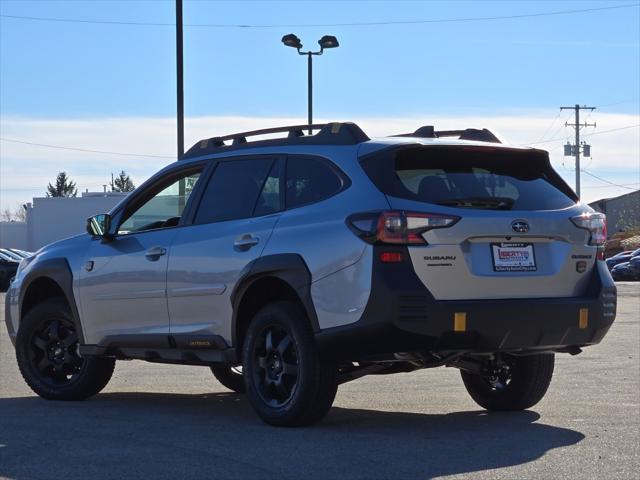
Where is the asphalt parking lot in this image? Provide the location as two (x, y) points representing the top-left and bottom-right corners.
(1, 284), (638, 480)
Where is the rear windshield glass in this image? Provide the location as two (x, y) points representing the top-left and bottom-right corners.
(360, 146), (576, 211)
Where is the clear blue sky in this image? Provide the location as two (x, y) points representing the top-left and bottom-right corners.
(1, 0), (639, 119)
(0, 1), (639, 209)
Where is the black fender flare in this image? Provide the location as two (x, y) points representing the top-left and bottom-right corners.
(19, 258), (85, 343)
(230, 253), (319, 348)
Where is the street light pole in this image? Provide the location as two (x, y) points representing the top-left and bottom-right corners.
(307, 52), (312, 134)
(281, 34), (339, 135)
(176, 0), (184, 160)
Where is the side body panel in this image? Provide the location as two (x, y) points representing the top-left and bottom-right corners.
(166, 215), (280, 344)
(310, 245), (373, 329)
(261, 151), (386, 330)
(76, 230), (178, 344)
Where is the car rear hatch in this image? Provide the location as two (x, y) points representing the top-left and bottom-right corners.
(359, 144), (601, 300)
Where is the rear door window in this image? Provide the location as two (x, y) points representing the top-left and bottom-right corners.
(194, 157), (274, 224)
(361, 146), (576, 211)
(254, 158), (284, 217)
(286, 156), (345, 209)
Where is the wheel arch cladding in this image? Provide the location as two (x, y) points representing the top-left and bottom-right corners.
(231, 254), (319, 355)
(20, 258), (85, 343)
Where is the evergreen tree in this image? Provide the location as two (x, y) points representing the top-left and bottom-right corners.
(112, 170), (135, 192)
(46, 172), (77, 197)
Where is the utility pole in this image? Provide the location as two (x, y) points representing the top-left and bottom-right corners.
(560, 104), (596, 198)
(176, 0), (184, 160)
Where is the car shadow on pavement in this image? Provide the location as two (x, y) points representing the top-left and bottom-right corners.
(0, 392), (584, 480)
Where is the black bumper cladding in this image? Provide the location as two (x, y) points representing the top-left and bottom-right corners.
(316, 247), (616, 359)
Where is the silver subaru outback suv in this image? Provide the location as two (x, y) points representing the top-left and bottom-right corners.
(5, 122), (616, 426)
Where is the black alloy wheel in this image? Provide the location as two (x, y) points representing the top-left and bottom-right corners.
(482, 357), (514, 391)
(251, 325), (299, 407)
(460, 353), (555, 411)
(242, 301), (338, 426)
(16, 297), (115, 400)
(29, 318), (84, 385)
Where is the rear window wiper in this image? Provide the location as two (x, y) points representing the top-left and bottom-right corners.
(435, 197), (515, 210)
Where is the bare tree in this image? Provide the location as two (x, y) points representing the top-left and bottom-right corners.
(0, 204), (27, 222)
(0, 208), (12, 222)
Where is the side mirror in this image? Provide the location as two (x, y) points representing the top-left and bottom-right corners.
(86, 213), (112, 239)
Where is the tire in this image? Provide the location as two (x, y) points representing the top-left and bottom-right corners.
(210, 365), (245, 393)
(16, 297), (115, 401)
(242, 301), (338, 427)
(460, 354), (554, 411)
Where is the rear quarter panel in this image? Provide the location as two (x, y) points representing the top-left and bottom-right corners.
(261, 150), (387, 329)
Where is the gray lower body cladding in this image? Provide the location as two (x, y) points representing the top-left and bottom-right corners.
(315, 246), (616, 360)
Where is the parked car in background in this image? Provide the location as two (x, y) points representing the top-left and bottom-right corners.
(606, 248), (640, 271)
(611, 261), (640, 281)
(0, 250), (20, 292)
(0, 248), (25, 262)
(7, 249), (34, 259)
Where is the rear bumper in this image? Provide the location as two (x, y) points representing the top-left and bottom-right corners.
(316, 247), (616, 359)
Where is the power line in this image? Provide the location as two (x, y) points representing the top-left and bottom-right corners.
(4, 123), (638, 159)
(522, 124), (640, 146)
(0, 138), (174, 159)
(536, 111), (562, 144)
(595, 97), (640, 109)
(542, 110), (576, 146)
(581, 169), (639, 190)
(583, 182), (640, 189)
(0, 3), (638, 28)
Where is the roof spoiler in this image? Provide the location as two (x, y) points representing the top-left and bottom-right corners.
(394, 126), (502, 144)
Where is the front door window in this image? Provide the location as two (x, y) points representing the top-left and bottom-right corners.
(118, 170), (201, 234)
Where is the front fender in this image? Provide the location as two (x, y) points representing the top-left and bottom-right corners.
(17, 258), (85, 343)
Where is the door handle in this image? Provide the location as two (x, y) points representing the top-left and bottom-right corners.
(234, 235), (259, 251)
(145, 246), (167, 260)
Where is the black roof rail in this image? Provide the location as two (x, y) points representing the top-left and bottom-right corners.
(183, 122), (369, 159)
(393, 126), (502, 144)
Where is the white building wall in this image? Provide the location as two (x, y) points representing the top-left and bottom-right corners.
(26, 193), (127, 250)
(0, 221), (28, 249)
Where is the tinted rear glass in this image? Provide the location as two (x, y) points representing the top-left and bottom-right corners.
(361, 146), (576, 211)
(286, 156), (343, 209)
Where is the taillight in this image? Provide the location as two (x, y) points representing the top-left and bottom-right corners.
(347, 210), (460, 245)
(570, 212), (607, 246)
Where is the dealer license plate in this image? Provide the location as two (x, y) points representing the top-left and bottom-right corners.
(491, 242), (537, 272)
